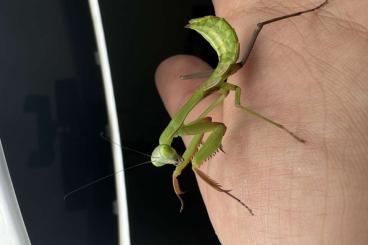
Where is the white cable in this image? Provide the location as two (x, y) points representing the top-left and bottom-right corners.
(87, 1), (131, 245)
(0, 140), (32, 245)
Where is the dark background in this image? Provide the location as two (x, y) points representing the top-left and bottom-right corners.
(0, 0), (221, 244)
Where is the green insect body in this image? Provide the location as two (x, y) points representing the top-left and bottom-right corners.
(151, 1), (328, 215)
(151, 16), (255, 214)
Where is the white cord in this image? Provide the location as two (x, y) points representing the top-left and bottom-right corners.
(87, 1), (131, 245)
(0, 140), (32, 245)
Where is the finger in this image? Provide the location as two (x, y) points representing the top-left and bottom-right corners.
(155, 55), (223, 125)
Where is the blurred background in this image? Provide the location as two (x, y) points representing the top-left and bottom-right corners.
(0, 0), (221, 244)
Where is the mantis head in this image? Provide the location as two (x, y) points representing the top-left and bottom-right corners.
(151, 144), (181, 167)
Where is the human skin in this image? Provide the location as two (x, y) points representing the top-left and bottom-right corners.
(155, 0), (368, 244)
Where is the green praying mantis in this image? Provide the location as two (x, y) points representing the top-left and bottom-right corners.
(151, 1), (328, 215)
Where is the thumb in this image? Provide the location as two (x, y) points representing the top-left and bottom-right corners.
(155, 55), (222, 127)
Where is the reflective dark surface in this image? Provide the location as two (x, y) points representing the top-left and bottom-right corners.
(0, 0), (220, 244)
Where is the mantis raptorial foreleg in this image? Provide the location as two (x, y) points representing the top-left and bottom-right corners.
(172, 113), (255, 214)
(173, 118), (225, 177)
(151, 1), (328, 215)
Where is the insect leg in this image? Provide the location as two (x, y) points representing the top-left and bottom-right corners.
(224, 83), (306, 143)
(192, 168), (254, 215)
(188, 123), (255, 215)
(173, 133), (203, 212)
(173, 118), (226, 211)
(179, 70), (213, 80)
(238, 0), (328, 67)
(171, 91), (231, 211)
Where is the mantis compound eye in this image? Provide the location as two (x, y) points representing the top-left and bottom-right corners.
(151, 144), (181, 167)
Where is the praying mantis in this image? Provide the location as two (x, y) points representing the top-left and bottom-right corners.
(151, 1), (328, 215)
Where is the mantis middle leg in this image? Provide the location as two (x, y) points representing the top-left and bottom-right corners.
(222, 83), (306, 142)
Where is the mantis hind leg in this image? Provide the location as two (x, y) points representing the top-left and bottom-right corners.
(238, 0), (328, 67)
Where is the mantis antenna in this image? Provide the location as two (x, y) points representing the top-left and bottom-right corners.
(63, 160), (152, 200)
(64, 133), (154, 200)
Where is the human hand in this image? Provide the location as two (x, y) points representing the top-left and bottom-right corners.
(155, 1), (368, 244)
